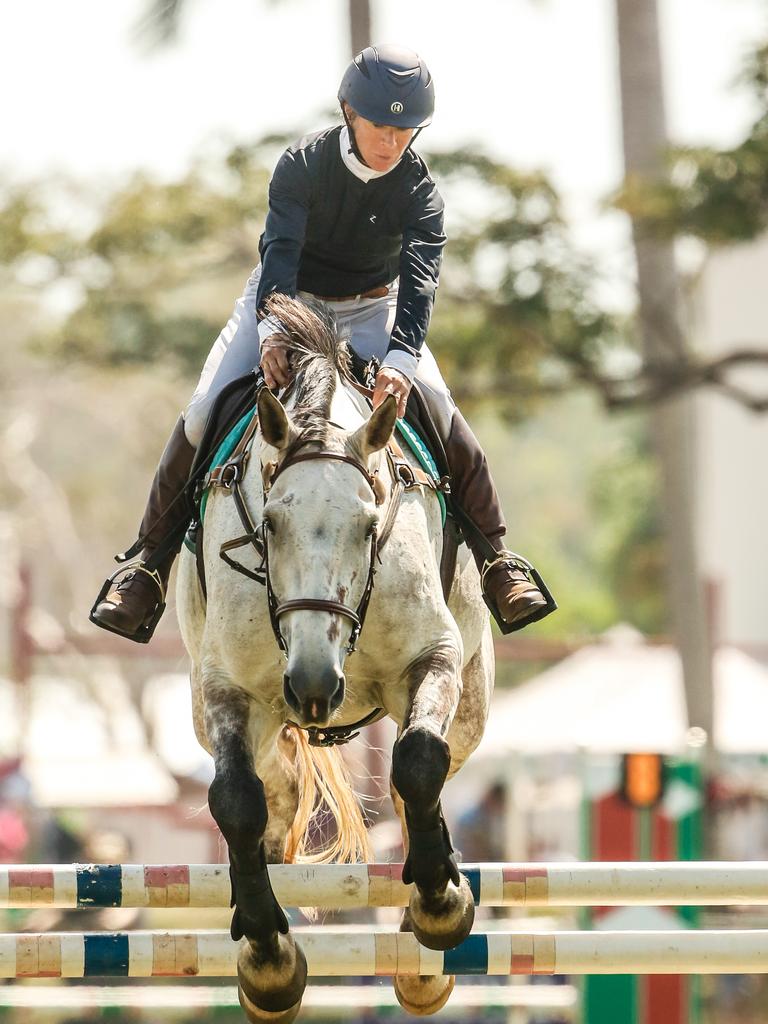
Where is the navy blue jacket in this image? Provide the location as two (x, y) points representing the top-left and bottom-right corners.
(256, 126), (445, 367)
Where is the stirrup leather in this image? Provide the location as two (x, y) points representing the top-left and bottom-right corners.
(88, 562), (167, 644)
(480, 550), (557, 635)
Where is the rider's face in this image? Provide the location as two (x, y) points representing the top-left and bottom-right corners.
(348, 110), (414, 172)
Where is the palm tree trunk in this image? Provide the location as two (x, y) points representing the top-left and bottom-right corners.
(348, 0), (372, 56)
(615, 1), (714, 763)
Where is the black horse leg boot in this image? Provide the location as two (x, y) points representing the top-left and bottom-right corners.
(443, 410), (556, 632)
(90, 416), (197, 643)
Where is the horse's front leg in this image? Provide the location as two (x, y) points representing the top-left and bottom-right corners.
(205, 683), (305, 1024)
(391, 642), (475, 952)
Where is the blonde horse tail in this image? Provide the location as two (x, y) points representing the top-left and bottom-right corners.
(282, 725), (372, 866)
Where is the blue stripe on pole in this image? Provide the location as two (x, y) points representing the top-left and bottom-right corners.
(84, 933), (130, 976)
(77, 865), (123, 908)
(444, 934), (488, 975)
(464, 868), (482, 904)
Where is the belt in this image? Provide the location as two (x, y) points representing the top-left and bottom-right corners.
(311, 285), (390, 303)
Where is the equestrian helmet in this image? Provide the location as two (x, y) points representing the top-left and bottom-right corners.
(338, 44), (434, 128)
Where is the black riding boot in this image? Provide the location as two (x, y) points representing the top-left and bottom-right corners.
(90, 416), (196, 643)
(397, 377), (556, 633)
(442, 410), (554, 631)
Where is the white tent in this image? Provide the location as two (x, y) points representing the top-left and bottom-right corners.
(477, 624), (768, 757)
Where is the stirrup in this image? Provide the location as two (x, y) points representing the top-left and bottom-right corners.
(481, 550), (557, 635)
(88, 562), (167, 644)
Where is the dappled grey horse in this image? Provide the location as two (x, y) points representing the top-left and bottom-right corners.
(176, 296), (494, 1020)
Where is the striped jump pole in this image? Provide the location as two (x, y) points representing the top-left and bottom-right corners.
(1, 929), (767, 978)
(2, 862), (768, 909)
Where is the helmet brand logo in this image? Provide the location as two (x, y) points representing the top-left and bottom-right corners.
(390, 101), (404, 114)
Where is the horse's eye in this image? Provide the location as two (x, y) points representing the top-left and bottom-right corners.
(365, 520), (378, 539)
(263, 515), (276, 535)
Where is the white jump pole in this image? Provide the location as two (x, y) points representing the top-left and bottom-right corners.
(0, 929), (767, 977)
(2, 862), (768, 909)
(0, 983), (579, 1014)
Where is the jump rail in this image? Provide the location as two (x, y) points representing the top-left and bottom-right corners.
(1, 929), (767, 977)
(3, 862), (768, 909)
(0, 983), (579, 1013)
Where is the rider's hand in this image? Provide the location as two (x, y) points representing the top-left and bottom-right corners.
(260, 334), (293, 390)
(372, 366), (411, 419)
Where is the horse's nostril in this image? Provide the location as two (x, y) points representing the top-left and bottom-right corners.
(283, 666), (344, 723)
(282, 673), (301, 715)
(333, 673), (345, 709)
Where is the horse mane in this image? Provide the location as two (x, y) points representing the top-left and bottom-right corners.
(262, 294), (351, 449)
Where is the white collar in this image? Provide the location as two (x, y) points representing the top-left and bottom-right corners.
(339, 126), (402, 182)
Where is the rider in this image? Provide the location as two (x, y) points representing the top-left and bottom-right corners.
(91, 43), (552, 642)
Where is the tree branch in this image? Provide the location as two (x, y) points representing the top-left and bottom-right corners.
(453, 346), (768, 413)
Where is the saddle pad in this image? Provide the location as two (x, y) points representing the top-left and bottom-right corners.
(186, 407), (446, 550)
(183, 409), (254, 552)
(395, 419), (446, 524)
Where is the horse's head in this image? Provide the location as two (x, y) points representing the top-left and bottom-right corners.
(258, 386), (398, 727)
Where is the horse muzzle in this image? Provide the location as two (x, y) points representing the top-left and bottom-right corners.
(283, 663), (345, 726)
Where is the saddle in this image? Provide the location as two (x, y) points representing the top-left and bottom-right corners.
(185, 362), (460, 602)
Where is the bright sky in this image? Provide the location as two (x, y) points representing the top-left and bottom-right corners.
(2, 0), (766, 284)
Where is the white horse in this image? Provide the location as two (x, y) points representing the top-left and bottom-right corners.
(176, 296), (494, 1022)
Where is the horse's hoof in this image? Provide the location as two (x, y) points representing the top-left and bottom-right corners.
(393, 973), (455, 1016)
(409, 872), (475, 951)
(237, 936), (307, 1024)
(238, 986), (303, 1024)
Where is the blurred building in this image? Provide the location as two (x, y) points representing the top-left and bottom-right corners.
(694, 235), (768, 654)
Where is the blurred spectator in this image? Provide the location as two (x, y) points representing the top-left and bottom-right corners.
(0, 760), (31, 862)
(455, 781), (506, 863)
(37, 814), (83, 863)
(0, 806), (28, 862)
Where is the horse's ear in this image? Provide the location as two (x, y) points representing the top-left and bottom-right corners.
(258, 388), (298, 451)
(350, 395), (398, 459)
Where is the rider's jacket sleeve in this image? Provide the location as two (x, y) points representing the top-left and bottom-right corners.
(255, 148), (311, 316)
(382, 179), (446, 381)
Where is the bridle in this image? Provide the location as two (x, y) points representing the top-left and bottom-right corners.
(218, 433), (405, 660)
(260, 447), (386, 657)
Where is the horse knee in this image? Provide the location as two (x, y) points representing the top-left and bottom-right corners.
(392, 726), (450, 812)
(209, 770), (269, 848)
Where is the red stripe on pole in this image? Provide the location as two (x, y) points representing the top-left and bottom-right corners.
(367, 864), (403, 881)
(502, 867), (547, 884)
(144, 866), (190, 888)
(9, 869), (54, 890)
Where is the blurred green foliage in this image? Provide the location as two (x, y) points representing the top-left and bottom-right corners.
(427, 149), (630, 420)
(8, 148), (274, 372)
(590, 426), (665, 633)
(613, 44), (768, 244)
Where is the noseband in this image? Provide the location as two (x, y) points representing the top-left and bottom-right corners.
(260, 447), (385, 657)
